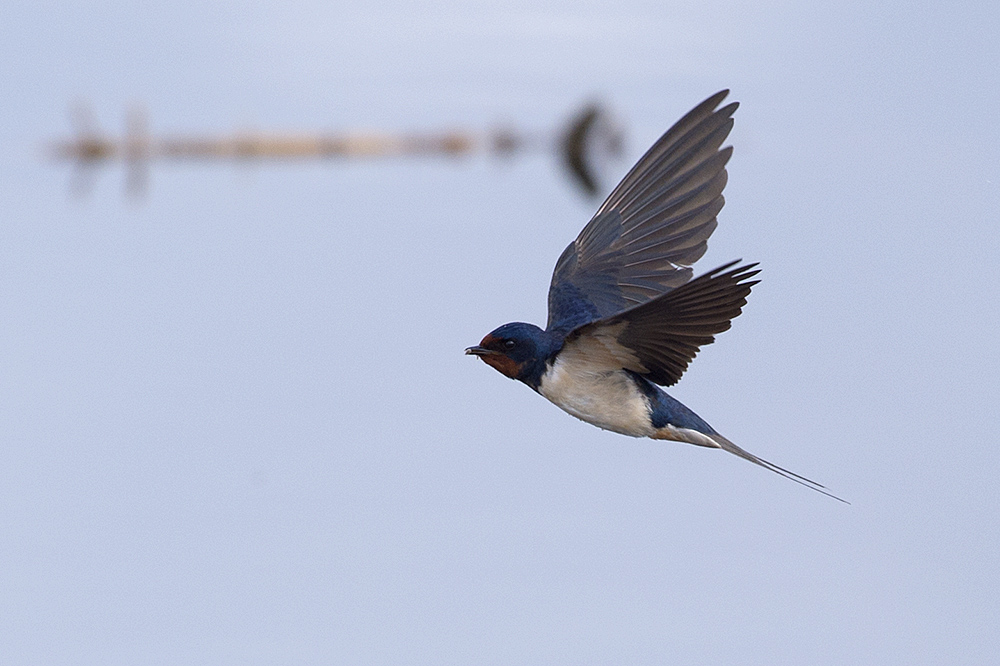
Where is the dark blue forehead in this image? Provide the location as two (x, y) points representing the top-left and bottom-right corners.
(488, 321), (544, 341)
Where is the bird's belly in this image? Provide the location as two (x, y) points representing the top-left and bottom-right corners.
(538, 361), (654, 437)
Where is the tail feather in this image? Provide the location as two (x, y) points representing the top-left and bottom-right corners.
(709, 433), (849, 504)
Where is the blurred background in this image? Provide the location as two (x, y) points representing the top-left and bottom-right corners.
(2, 1), (998, 664)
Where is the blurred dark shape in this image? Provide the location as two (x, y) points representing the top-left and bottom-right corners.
(559, 102), (624, 198)
(64, 101), (106, 198)
(124, 105), (150, 198)
(490, 126), (522, 155)
(48, 102), (625, 199)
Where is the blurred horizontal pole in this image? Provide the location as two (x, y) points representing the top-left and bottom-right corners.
(48, 103), (624, 198)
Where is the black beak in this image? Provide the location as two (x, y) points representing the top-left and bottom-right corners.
(465, 346), (495, 356)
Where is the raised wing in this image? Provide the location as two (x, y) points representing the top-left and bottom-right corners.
(546, 90), (738, 334)
(563, 261), (760, 386)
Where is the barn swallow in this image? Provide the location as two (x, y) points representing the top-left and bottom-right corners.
(467, 90), (844, 501)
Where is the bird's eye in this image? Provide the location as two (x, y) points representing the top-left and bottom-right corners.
(503, 339), (516, 350)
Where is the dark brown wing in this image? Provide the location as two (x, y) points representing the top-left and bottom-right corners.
(546, 90), (738, 334)
(566, 261), (760, 386)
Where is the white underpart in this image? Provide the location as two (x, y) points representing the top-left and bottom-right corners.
(540, 360), (654, 436)
(537, 326), (728, 448)
(539, 327), (655, 437)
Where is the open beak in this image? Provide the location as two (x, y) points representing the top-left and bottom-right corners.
(465, 345), (496, 356)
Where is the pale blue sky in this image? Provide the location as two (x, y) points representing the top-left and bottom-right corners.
(2, 1), (998, 664)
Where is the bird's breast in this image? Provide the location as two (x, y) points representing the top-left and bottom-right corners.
(538, 354), (655, 438)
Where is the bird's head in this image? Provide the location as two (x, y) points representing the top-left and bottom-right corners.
(465, 322), (555, 389)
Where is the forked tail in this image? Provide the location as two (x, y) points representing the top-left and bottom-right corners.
(709, 433), (849, 504)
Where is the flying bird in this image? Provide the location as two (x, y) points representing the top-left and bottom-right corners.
(466, 90), (844, 502)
